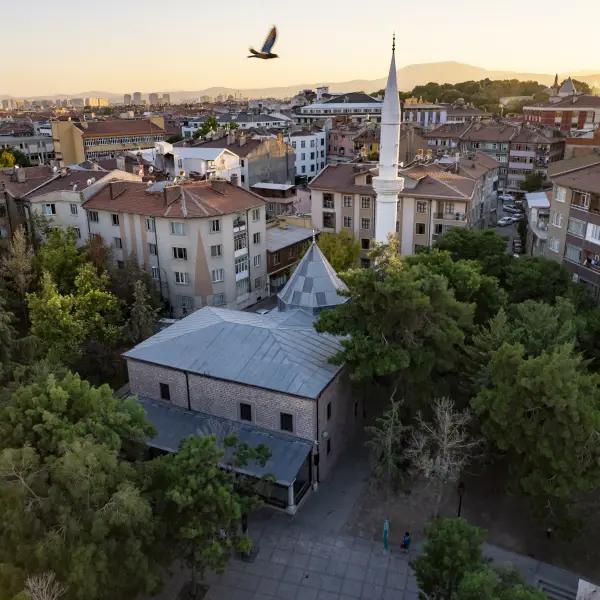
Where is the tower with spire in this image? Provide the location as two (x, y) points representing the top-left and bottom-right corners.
(373, 35), (404, 245)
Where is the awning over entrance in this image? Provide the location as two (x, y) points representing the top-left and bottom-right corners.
(139, 397), (313, 487)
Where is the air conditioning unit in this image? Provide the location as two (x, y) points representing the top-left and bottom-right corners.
(572, 273), (580, 283)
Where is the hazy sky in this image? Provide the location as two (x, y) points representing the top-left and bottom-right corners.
(3, 0), (600, 96)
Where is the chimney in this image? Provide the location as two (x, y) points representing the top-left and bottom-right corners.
(227, 130), (235, 145)
(16, 167), (26, 183)
(211, 179), (227, 194)
(239, 132), (247, 147)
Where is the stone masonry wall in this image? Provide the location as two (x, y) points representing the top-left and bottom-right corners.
(127, 360), (189, 409)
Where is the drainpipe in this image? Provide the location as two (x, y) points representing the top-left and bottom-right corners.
(184, 371), (191, 411)
(314, 389), (320, 489)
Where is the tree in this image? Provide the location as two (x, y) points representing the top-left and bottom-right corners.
(10, 149), (31, 167)
(166, 134), (183, 144)
(35, 228), (84, 294)
(0, 295), (17, 383)
(0, 149), (16, 168)
(124, 280), (159, 344)
(315, 241), (473, 403)
(405, 398), (480, 516)
(0, 372), (159, 600)
(0, 227), (34, 299)
(457, 567), (547, 600)
(411, 518), (485, 600)
(108, 255), (163, 313)
(159, 435), (267, 597)
(472, 343), (600, 524)
(317, 230), (360, 272)
(503, 256), (572, 304)
(365, 390), (408, 493)
(25, 572), (67, 600)
(520, 172), (545, 192)
(570, 79), (592, 94)
(82, 235), (111, 272)
(193, 116), (218, 139)
(228, 121), (239, 131)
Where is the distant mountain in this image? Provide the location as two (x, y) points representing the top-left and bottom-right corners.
(3, 62), (600, 102)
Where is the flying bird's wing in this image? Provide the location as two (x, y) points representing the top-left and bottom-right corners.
(261, 26), (277, 53)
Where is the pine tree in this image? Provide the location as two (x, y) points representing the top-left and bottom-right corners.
(124, 280), (159, 345)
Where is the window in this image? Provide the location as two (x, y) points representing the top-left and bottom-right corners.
(253, 254), (261, 267)
(361, 218), (371, 230)
(254, 276), (263, 289)
(172, 247), (188, 260)
(111, 213), (119, 226)
(177, 295), (194, 312)
(159, 383), (170, 401)
(555, 186), (566, 203)
(211, 244), (222, 257)
(235, 256), (249, 275)
(170, 221), (185, 235)
(89, 210), (99, 223)
(343, 216), (352, 228)
(145, 217), (155, 232)
(551, 211), (563, 228)
(151, 267), (160, 280)
(323, 193), (334, 209)
(434, 223), (443, 235)
(236, 278), (249, 297)
(567, 218), (586, 237)
(240, 403), (252, 422)
(301, 153), (306, 160)
(251, 208), (260, 222)
(116, 260), (124, 269)
(174, 271), (190, 285)
(361, 238), (370, 250)
(327, 439), (332, 455)
(416, 201), (427, 214)
(148, 242), (157, 255)
(327, 402), (332, 420)
(361, 257), (371, 268)
(323, 212), (336, 229)
(43, 203), (56, 216)
(548, 237), (560, 253)
(443, 202), (455, 215)
(587, 223), (600, 244)
(73, 227), (81, 239)
(208, 219), (221, 233)
(273, 251), (280, 265)
(70, 203), (78, 215)
(415, 223), (426, 235)
(234, 233), (247, 252)
(211, 268), (225, 283)
(566, 244), (582, 263)
(253, 232), (261, 244)
(213, 293), (225, 306)
(280, 412), (293, 432)
(113, 237), (123, 249)
(343, 195), (353, 208)
(361, 196), (371, 209)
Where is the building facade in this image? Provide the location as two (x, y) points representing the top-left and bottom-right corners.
(295, 92), (382, 125)
(288, 129), (327, 179)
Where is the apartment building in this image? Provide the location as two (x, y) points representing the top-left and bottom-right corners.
(295, 92), (382, 125)
(51, 117), (167, 165)
(84, 179), (268, 315)
(402, 99), (447, 130)
(524, 95), (600, 132)
(288, 128), (327, 179)
(544, 153), (600, 300)
(310, 160), (479, 262)
(0, 134), (54, 165)
(524, 191), (551, 257)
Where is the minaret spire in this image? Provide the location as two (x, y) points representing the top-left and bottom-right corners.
(373, 41), (404, 245)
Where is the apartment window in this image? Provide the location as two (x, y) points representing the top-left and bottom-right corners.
(177, 295), (194, 312)
(327, 439), (332, 455)
(211, 244), (222, 257)
(551, 211), (563, 228)
(302, 166), (306, 174)
(565, 244), (582, 263)
(145, 217), (155, 232)
(343, 216), (352, 228)
(170, 221), (185, 235)
(253, 255), (261, 267)
(213, 293), (225, 306)
(174, 271), (190, 285)
(251, 208), (260, 222)
(116, 260), (124, 269)
(253, 232), (261, 244)
(43, 203), (56, 216)
(113, 237), (123, 249)
(240, 402), (252, 422)
(254, 276), (263, 289)
(361, 196), (371, 209)
(361, 217), (371, 230)
(416, 201), (427, 213)
(172, 247), (188, 260)
(555, 186), (566, 203)
(234, 233), (247, 252)
(415, 223), (426, 235)
(280, 412), (294, 432)
(361, 238), (370, 250)
(151, 267), (160, 280)
(548, 237), (560, 253)
(343, 195), (353, 208)
(211, 268), (225, 283)
(235, 256), (249, 275)
(241, 174), (245, 184)
(323, 193), (334, 209)
(434, 223), (443, 235)
(148, 243), (157, 255)
(159, 383), (170, 401)
(587, 223), (600, 244)
(236, 278), (249, 297)
(567, 218), (586, 237)
(111, 213), (119, 226)
(301, 153), (306, 160)
(208, 218), (221, 233)
(73, 227), (81, 239)
(443, 202), (455, 215)
(327, 402), (332, 420)
(70, 203), (78, 215)
(89, 210), (99, 223)
(323, 213), (336, 229)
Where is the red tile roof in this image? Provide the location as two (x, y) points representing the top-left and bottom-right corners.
(0, 166), (55, 196)
(78, 119), (165, 138)
(84, 180), (265, 219)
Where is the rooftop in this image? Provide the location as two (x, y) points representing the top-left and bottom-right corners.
(548, 153), (600, 177)
(123, 307), (343, 399)
(77, 119), (165, 137)
(266, 224), (315, 253)
(551, 163), (600, 195)
(525, 95), (600, 110)
(525, 191), (551, 209)
(194, 137), (263, 158)
(0, 165), (55, 197)
(26, 169), (107, 198)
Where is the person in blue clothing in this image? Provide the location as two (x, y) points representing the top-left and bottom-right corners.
(401, 531), (411, 552)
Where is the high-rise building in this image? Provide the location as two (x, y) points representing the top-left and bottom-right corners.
(162, 93), (171, 105)
(373, 37), (404, 245)
(133, 92), (142, 104)
(149, 93), (159, 105)
(124, 94), (132, 105)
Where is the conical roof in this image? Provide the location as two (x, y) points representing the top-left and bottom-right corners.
(559, 77), (577, 96)
(277, 241), (349, 314)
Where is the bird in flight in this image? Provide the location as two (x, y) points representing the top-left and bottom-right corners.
(248, 26), (278, 59)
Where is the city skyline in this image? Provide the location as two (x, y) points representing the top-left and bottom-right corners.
(3, 0), (600, 97)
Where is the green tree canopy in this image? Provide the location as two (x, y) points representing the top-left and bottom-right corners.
(0, 149), (16, 168)
(520, 172), (545, 192)
(124, 280), (159, 344)
(35, 228), (84, 294)
(503, 256), (572, 304)
(317, 230), (360, 273)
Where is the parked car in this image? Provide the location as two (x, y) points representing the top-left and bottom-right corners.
(496, 217), (514, 227)
(510, 214), (526, 222)
(498, 193), (514, 202)
(504, 205), (524, 214)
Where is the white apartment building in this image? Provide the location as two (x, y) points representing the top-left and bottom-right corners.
(288, 129), (327, 179)
(26, 168), (142, 246)
(84, 179), (268, 315)
(296, 93), (383, 125)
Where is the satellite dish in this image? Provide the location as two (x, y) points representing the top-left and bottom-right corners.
(149, 166), (154, 173)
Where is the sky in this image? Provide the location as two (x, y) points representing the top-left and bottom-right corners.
(3, 0), (600, 97)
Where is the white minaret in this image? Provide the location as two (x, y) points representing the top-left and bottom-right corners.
(373, 35), (404, 245)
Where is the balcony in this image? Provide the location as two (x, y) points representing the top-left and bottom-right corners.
(235, 269), (249, 282)
(508, 162), (534, 171)
(510, 149), (535, 158)
(233, 218), (246, 233)
(434, 212), (466, 221)
(234, 246), (248, 258)
(572, 191), (600, 214)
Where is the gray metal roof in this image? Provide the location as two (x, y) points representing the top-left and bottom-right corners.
(123, 307), (342, 399)
(266, 224), (315, 253)
(139, 397), (312, 486)
(277, 242), (349, 315)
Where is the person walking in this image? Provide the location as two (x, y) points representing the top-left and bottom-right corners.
(401, 531), (411, 553)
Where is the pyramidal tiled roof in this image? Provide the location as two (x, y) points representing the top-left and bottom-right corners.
(277, 242), (349, 314)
